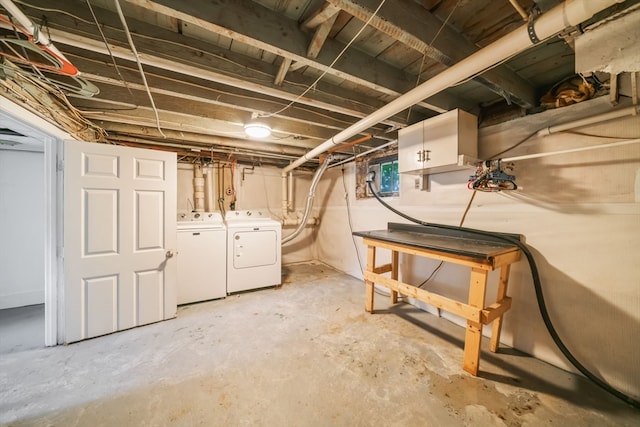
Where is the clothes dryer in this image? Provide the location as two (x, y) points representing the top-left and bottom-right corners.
(225, 210), (281, 293)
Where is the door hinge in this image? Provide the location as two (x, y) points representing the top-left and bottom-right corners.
(57, 159), (64, 171)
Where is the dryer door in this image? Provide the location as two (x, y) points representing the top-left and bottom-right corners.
(232, 229), (278, 269)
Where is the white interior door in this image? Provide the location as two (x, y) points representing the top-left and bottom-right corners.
(63, 140), (176, 343)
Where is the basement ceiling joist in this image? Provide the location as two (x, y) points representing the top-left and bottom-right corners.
(324, 0), (537, 108)
(1, 0), (638, 168)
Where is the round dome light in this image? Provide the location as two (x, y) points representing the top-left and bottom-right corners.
(244, 122), (272, 138)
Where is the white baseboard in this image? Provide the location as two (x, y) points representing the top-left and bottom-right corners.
(0, 290), (45, 310)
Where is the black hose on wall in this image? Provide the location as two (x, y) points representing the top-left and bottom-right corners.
(365, 178), (640, 409)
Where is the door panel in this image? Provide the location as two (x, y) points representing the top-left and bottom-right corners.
(64, 141), (176, 343)
(83, 189), (118, 255)
(83, 274), (118, 337)
(232, 230), (278, 269)
(135, 190), (164, 251)
(135, 269), (164, 325)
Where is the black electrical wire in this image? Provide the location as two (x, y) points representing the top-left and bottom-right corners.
(365, 176), (640, 409)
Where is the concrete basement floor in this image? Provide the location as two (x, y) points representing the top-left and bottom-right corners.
(1, 261), (638, 426)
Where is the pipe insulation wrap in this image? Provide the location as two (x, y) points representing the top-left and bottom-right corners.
(282, 0), (623, 173)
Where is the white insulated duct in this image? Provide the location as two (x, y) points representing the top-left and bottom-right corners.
(281, 156), (332, 244)
(282, 0), (625, 174)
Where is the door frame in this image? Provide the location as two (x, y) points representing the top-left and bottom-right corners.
(0, 97), (72, 346)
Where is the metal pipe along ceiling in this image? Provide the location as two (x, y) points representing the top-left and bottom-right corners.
(282, 0), (625, 174)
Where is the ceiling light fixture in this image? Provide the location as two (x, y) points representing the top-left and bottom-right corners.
(244, 122), (272, 138)
(244, 112), (272, 139)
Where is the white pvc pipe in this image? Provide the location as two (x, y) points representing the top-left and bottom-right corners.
(204, 165), (215, 212)
(288, 171), (294, 211)
(537, 105), (640, 137)
(282, 0), (624, 173)
(503, 138), (640, 162)
(281, 173), (289, 215)
(193, 164), (205, 212)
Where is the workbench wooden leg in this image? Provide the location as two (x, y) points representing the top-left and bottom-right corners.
(490, 265), (511, 353)
(463, 268), (488, 376)
(390, 250), (399, 304)
(365, 245), (376, 313)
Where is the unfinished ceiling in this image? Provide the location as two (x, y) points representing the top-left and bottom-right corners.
(0, 0), (638, 167)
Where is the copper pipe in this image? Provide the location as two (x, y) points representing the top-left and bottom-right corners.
(327, 134), (374, 153)
(508, 0), (529, 21)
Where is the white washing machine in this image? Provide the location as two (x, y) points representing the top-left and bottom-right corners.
(176, 212), (227, 304)
(225, 210), (282, 294)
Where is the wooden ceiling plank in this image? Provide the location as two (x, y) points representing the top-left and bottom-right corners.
(49, 28), (411, 127)
(124, 0), (462, 113)
(326, 0), (537, 108)
(17, 0), (409, 126)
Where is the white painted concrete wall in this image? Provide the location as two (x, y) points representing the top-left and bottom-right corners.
(0, 149), (45, 309)
(315, 110), (640, 400)
(173, 105), (640, 400)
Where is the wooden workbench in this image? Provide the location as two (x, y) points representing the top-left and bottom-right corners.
(353, 222), (523, 376)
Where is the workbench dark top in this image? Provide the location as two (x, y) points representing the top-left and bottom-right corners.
(352, 223), (523, 260)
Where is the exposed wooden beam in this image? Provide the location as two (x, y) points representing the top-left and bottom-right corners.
(302, 3), (341, 30)
(66, 60), (393, 141)
(307, 11), (339, 59)
(274, 57), (292, 86)
(17, 0), (412, 127)
(99, 124), (313, 157)
(50, 28), (411, 127)
(123, 0), (465, 113)
(326, 0), (537, 108)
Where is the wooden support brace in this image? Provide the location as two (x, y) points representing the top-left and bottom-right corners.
(390, 250), (399, 304)
(373, 263), (392, 274)
(463, 268), (488, 376)
(490, 265), (511, 352)
(363, 271), (482, 323)
(365, 245), (376, 313)
(481, 297), (512, 324)
(274, 57), (292, 86)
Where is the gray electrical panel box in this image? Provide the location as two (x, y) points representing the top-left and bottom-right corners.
(398, 109), (478, 175)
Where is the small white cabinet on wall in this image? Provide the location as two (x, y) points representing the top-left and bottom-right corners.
(398, 109), (478, 175)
